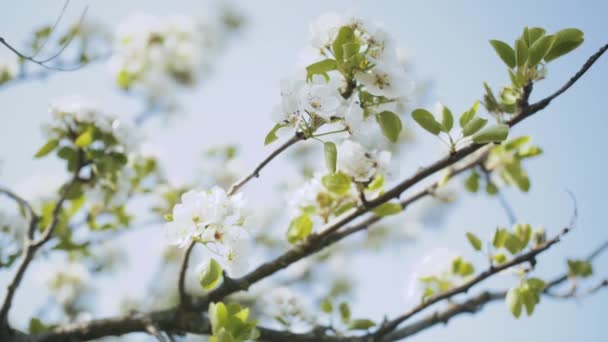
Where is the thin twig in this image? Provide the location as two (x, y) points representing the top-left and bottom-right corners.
(227, 133), (304, 196)
(177, 241), (197, 308)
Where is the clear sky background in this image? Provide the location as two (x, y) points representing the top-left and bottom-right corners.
(0, 0), (607, 341)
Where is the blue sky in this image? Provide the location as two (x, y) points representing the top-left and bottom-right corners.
(0, 0), (607, 341)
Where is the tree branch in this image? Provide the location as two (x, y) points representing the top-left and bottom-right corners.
(177, 241), (197, 307)
(227, 133), (304, 196)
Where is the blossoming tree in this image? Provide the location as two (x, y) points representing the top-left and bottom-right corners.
(0, 3), (606, 342)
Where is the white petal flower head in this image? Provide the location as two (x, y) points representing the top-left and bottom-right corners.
(354, 58), (413, 99)
(403, 248), (459, 304)
(287, 173), (325, 217)
(300, 75), (342, 120)
(338, 140), (391, 183)
(165, 187), (248, 248)
(309, 12), (347, 49)
(48, 96), (139, 154)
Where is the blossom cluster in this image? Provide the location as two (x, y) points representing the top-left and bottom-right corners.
(270, 12), (413, 147)
(110, 13), (234, 105)
(46, 95), (139, 155)
(165, 187), (250, 275)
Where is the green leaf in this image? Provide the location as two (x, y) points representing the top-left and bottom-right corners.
(514, 223), (532, 248)
(460, 101), (480, 128)
(28, 318), (49, 333)
(199, 258), (223, 291)
(75, 126), (94, 148)
(504, 136), (530, 150)
(526, 278), (546, 292)
(528, 35), (554, 66)
(544, 28), (584, 62)
(492, 228), (508, 248)
(367, 175), (384, 191)
(525, 27), (546, 46)
(504, 163), (530, 191)
(339, 302), (351, 324)
(493, 253), (507, 264)
(464, 171), (480, 193)
(440, 105), (453, 132)
(209, 302), (229, 334)
(321, 299), (333, 313)
(462, 117), (488, 137)
(472, 124), (509, 143)
(264, 123), (286, 145)
(412, 109), (442, 135)
(287, 214), (313, 244)
(489, 40), (516, 68)
(372, 202), (402, 217)
(322, 172), (351, 195)
(486, 181), (498, 195)
(506, 287), (522, 318)
(376, 111), (402, 142)
(466, 232), (483, 251)
(515, 39), (528, 67)
(333, 26), (356, 63)
(348, 319), (376, 330)
(504, 233), (523, 255)
(567, 259), (593, 278)
(34, 139), (60, 158)
(520, 287), (536, 316)
(306, 59), (337, 82)
(324, 142), (337, 173)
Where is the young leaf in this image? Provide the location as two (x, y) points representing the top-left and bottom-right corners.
(528, 35), (554, 66)
(466, 232), (483, 251)
(376, 111), (402, 142)
(544, 28), (584, 62)
(515, 39), (528, 67)
(460, 101), (480, 128)
(493, 228), (508, 248)
(464, 171), (480, 193)
(322, 172), (351, 195)
(462, 117), (488, 137)
(506, 287), (523, 318)
(324, 142), (337, 173)
(199, 258), (223, 291)
(339, 302), (351, 324)
(286, 214), (313, 244)
(472, 124), (509, 143)
(372, 202), (402, 217)
(412, 109), (442, 135)
(348, 319), (376, 330)
(321, 299), (333, 313)
(264, 123), (285, 145)
(441, 105), (454, 132)
(525, 27), (546, 46)
(333, 26), (356, 63)
(306, 59), (337, 82)
(75, 126), (94, 148)
(489, 40), (516, 68)
(34, 139), (59, 158)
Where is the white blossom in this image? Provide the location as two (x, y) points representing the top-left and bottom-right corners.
(354, 58), (413, 99)
(262, 287), (314, 328)
(337, 140), (391, 182)
(403, 248), (459, 304)
(111, 13), (228, 105)
(165, 187), (250, 275)
(287, 173), (325, 218)
(47, 95), (140, 154)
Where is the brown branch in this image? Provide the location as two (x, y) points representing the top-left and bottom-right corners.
(177, 241), (197, 307)
(227, 133), (304, 196)
(0, 164), (84, 334)
(371, 228), (569, 339)
(382, 238), (608, 341)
